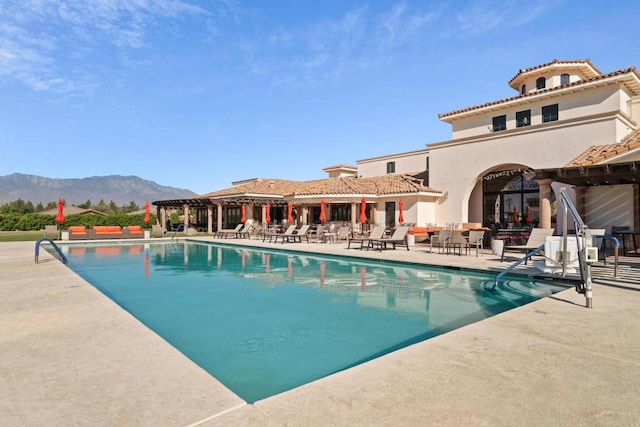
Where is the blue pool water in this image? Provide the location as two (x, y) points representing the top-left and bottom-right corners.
(61, 242), (569, 403)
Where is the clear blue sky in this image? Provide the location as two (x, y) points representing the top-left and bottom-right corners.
(1, 0), (639, 195)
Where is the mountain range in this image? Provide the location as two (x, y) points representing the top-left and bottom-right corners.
(0, 173), (197, 207)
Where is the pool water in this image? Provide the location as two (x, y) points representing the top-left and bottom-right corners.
(62, 242), (569, 403)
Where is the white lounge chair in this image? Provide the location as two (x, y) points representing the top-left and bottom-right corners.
(370, 225), (411, 251)
(347, 225), (385, 249)
(501, 228), (555, 263)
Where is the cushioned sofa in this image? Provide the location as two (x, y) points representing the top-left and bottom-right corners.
(123, 225), (144, 239)
(68, 226), (90, 240)
(92, 225), (123, 239)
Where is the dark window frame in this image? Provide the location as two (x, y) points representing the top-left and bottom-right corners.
(521, 84), (526, 95)
(516, 110), (531, 127)
(536, 77), (546, 89)
(542, 104), (559, 123)
(386, 161), (396, 174)
(492, 115), (507, 132)
(560, 73), (570, 85)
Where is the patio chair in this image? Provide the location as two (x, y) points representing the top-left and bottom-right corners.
(151, 224), (166, 238)
(501, 228), (555, 263)
(369, 225), (411, 251)
(307, 225), (326, 243)
(465, 229), (486, 257)
(215, 223), (242, 239)
(267, 224), (296, 243)
(43, 224), (58, 239)
(347, 225), (385, 249)
(235, 222), (253, 239)
(446, 230), (466, 255)
(429, 229), (451, 253)
(286, 225), (312, 243)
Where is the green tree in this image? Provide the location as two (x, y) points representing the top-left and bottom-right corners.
(108, 201), (119, 214)
(78, 199), (92, 209)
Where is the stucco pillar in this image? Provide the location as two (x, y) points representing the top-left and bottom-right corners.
(217, 204), (223, 232)
(183, 205), (190, 230)
(207, 205), (213, 234)
(261, 205), (267, 225)
(161, 207), (166, 228)
(538, 179), (553, 229)
(301, 206), (308, 225)
(371, 205), (378, 225)
(350, 203), (357, 228)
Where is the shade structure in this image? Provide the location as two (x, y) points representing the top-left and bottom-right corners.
(144, 200), (150, 224)
(55, 198), (65, 224)
(513, 206), (518, 224)
(265, 204), (271, 223)
(359, 197), (367, 224)
(525, 206), (531, 223)
(398, 199), (404, 223)
(287, 202), (293, 223)
(241, 204), (247, 223)
(319, 200), (326, 223)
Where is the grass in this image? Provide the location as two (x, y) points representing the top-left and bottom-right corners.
(0, 231), (50, 242)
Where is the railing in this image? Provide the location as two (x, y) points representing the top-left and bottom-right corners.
(488, 244), (545, 290)
(34, 238), (67, 265)
(171, 224), (184, 241)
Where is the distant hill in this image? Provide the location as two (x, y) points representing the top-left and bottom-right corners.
(0, 173), (198, 207)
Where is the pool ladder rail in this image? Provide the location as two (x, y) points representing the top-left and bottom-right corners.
(34, 238), (67, 265)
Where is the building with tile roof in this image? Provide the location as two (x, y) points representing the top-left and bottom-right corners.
(357, 59), (640, 235)
(155, 59), (640, 237)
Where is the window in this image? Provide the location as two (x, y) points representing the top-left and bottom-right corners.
(542, 104), (559, 123)
(516, 110), (531, 127)
(521, 84), (526, 95)
(560, 73), (570, 85)
(536, 77), (546, 90)
(386, 161), (395, 174)
(492, 115), (507, 132)
(424, 157), (430, 187)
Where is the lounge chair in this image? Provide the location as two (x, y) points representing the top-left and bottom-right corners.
(501, 228), (555, 263)
(266, 224), (296, 243)
(216, 224), (243, 239)
(235, 222), (253, 239)
(369, 225), (411, 251)
(285, 225), (311, 243)
(347, 225), (385, 249)
(307, 225), (326, 243)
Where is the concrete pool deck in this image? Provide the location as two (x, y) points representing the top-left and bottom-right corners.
(1, 239), (639, 426)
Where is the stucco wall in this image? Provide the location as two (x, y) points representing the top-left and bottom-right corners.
(584, 184), (634, 233)
(357, 150), (428, 178)
(429, 118), (619, 224)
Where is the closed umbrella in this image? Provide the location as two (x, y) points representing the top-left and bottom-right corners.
(265, 204), (271, 224)
(398, 199), (404, 223)
(241, 204), (247, 223)
(319, 200), (326, 223)
(513, 206), (518, 224)
(144, 200), (150, 224)
(359, 197), (367, 224)
(55, 198), (65, 240)
(525, 206), (531, 224)
(287, 202), (293, 223)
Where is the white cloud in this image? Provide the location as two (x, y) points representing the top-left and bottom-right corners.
(0, 0), (214, 94)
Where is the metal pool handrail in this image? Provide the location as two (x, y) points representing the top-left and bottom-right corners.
(34, 238), (67, 265)
(489, 244), (545, 290)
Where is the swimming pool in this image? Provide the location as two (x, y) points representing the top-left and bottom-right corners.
(61, 241), (569, 403)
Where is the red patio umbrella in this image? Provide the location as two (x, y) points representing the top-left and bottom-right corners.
(513, 206), (519, 224)
(144, 200), (150, 224)
(319, 199), (326, 223)
(525, 206), (531, 224)
(287, 202), (293, 223)
(398, 199), (404, 223)
(359, 197), (367, 224)
(265, 204), (271, 223)
(241, 204), (247, 223)
(55, 198), (65, 224)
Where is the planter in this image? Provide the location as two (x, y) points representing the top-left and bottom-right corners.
(144, 230), (150, 239)
(407, 234), (415, 246)
(491, 239), (504, 256)
(61, 231), (69, 241)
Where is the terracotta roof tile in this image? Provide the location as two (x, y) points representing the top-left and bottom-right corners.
(507, 58), (600, 85)
(439, 67), (639, 120)
(193, 174), (442, 201)
(566, 128), (640, 166)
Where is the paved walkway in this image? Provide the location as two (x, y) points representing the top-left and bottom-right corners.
(1, 239), (639, 426)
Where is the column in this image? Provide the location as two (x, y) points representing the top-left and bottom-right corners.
(207, 205), (213, 234)
(183, 205), (190, 230)
(350, 202), (357, 228)
(217, 204), (223, 232)
(301, 206), (308, 225)
(161, 207), (167, 228)
(538, 179), (553, 229)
